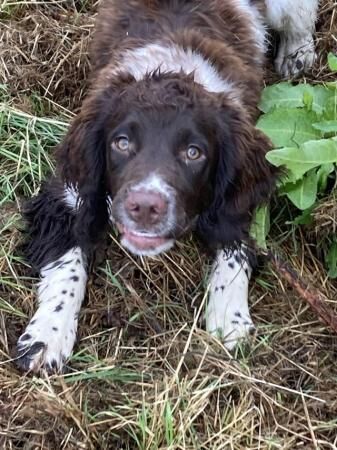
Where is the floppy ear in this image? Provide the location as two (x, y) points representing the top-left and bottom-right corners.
(197, 108), (279, 248)
(56, 91), (110, 251)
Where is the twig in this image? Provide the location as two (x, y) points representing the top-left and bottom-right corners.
(265, 250), (337, 334)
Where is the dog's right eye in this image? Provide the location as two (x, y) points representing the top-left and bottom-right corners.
(112, 136), (130, 153)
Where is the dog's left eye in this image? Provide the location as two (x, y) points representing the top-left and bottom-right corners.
(112, 136), (130, 152)
(186, 145), (202, 160)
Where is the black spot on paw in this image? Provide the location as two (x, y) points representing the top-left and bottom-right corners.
(62, 290), (67, 294)
(76, 259), (81, 265)
(52, 327), (58, 331)
(228, 262), (234, 269)
(234, 253), (242, 264)
(220, 285), (225, 291)
(30, 319), (36, 325)
(231, 320), (239, 325)
(48, 260), (63, 270)
(70, 269), (76, 273)
(70, 275), (79, 282)
(70, 292), (75, 297)
(296, 59), (303, 70)
(249, 326), (256, 336)
(234, 311), (242, 318)
(20, 333), (31, 341)
(54, 301), (64, 312)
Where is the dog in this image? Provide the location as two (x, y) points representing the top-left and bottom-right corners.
(16, 0), (319, 372)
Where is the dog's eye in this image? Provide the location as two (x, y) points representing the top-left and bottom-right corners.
(186, 145), (202, 160)
(112, 136), (130, 152)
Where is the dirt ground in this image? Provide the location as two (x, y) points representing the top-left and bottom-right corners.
(1, 1), (337, 449)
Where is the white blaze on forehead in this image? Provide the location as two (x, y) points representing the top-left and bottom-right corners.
(112, 43), (241, 102)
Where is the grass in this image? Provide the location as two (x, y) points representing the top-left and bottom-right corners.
(1, 0), (337, 449)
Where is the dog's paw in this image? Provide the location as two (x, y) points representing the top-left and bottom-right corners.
(207, 308), (255, 350)
(16, 317), (76, 373)
(275, 35), (315, 77)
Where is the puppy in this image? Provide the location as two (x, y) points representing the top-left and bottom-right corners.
(17, 0), (319, 372)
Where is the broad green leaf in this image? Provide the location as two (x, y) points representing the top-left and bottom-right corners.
(317, 163), (335, 191)
(257, 108), (320, 148)
(259, 83), (333, 115)
(328, 52), (337, 72)
(309, 85), (337, 115)
(312, 120), (337, 133)
(323, 92), (337, 120)
(327, 240), (337, 278)
(259, 83), (310, 113)
(266, 139), (337, 179)
(250, 205), (270, 249)
(285, 170), (318, 210)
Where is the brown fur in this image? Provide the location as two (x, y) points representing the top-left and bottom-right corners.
(54, 0), (277, 250)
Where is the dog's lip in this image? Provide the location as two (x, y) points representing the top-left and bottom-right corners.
(116, 223), (171, 250)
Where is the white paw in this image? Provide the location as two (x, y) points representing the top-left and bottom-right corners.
(207, 308), (255, 350)
(16, 247), (87, 373)
(275, 35), (315, 77)
(206, 249), (254, 350)
(16, 313), (77, 373)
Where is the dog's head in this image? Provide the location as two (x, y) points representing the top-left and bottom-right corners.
(58, 72), (276, 255)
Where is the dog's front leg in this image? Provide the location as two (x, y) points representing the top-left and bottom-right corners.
(16, 181), (102, 373)
(205, 246), (255, 350)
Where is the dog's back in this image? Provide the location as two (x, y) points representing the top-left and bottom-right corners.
(90, 0), (266, 117)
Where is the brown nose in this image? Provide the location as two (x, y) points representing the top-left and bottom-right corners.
(125, 190), (168, 226)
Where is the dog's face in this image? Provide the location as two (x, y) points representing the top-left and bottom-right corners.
(59, 73), (276, 255)
(106, 104), (220, 255)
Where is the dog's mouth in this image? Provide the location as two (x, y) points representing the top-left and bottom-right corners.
(116, 223), (174, 255)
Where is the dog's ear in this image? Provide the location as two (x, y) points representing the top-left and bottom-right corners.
(197, 107), (278, 248)
(56, 90), (111, 250)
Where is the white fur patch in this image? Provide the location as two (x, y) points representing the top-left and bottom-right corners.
(17, 247), (87, 372)
(112, 43), (241, 102)
(64, 184), (80, 210)
(131, 173), (173, 198)
(206, 248), (254, 350)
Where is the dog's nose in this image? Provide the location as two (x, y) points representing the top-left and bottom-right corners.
(125, 190), (168, 226)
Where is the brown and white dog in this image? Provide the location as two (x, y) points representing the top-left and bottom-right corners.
(17, 0), (319, 372)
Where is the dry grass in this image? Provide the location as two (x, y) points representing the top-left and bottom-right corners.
(1, 1), (337, 449)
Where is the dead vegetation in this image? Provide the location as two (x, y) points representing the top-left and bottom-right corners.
(1, 1), (337, 449)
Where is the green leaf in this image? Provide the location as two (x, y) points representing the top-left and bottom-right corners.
(323, 91), (337, 120)
(258, 83), (333, 115)
(312, 120), (337, 134)
(316, 163), (335, 191)
(259, 83), (309, 113)
(250, 205), (270, 249)
(328, 52), (337, 72)
(327, 240), (337, 278)
(257, 108), (320, 148)
(284, 170), (318, 210)
(266, 139), (337, 179)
